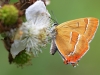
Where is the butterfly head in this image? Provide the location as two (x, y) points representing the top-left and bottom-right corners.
(50, 22), (58, 38)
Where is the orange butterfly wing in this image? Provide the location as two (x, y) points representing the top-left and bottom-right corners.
(55, 18), (99, 66)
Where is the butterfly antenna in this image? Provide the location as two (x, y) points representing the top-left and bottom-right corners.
(51, 10), (58, 25)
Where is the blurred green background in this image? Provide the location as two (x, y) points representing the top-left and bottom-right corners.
(0, 0), (100, 75)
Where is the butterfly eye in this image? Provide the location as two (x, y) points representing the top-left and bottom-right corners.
(52, 23), (58, 26)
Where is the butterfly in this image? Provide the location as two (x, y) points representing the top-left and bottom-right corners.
(50, 17), (99, 67)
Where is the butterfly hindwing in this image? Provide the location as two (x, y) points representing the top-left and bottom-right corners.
(54, 17), (99, 66)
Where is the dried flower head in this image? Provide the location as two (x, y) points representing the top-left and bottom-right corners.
(0, 0), (10, 6)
